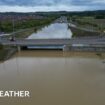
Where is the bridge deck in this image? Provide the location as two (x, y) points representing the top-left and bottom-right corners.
(1, 38), (105, 46)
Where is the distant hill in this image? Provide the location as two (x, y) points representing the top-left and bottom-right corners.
(0, 10), (105, 16)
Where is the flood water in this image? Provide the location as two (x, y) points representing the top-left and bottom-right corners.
(28, 23), (72, 39)
(0, 51), (105, 105)
(27, 23), (72, 49)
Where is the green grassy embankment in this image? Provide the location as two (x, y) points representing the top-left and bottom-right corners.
(69, 25), (101, 37)
(68, 16), (105, 37)
(0, 45), (17, 61)
(0, 17), (57, 61)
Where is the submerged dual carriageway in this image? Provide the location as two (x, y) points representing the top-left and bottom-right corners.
(0, 37), (105, 51)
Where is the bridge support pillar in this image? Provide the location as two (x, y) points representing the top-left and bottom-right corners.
(63, 45), (70, 51)
(17, 46), (21, 52)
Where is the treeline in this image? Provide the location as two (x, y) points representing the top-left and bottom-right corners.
(67, 10), (105, 18)
(1, 10), (105, 18)
(35, 11), (105, 18)
(95, 15), (105, 19)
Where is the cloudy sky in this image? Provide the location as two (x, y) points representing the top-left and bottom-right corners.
(0, 0), (105, 12)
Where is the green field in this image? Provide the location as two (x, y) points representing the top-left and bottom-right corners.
(68, 15), (105, 37)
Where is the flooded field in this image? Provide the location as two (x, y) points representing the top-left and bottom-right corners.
(0, 51), (105, 105)
(28, 23), (72, 39)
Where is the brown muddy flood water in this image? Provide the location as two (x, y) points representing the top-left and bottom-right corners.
(0, 51), (105, 105)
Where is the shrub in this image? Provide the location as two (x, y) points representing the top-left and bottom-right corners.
(0, 44), (3, 49)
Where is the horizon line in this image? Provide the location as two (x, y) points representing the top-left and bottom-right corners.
(0, 9), (105, 13)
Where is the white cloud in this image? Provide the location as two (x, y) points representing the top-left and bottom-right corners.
(93, 0), (105, 4)
(0, 0), (105, 12)
(0, 5), (88, 12)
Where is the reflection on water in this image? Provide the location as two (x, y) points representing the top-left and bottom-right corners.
(28, 23), (72, 39)
(0, 51), (105, 105)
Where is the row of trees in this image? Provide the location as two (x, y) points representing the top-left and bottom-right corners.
(0, 21), (13, 32)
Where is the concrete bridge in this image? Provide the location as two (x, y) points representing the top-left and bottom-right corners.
(0, 37), (105, 51)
